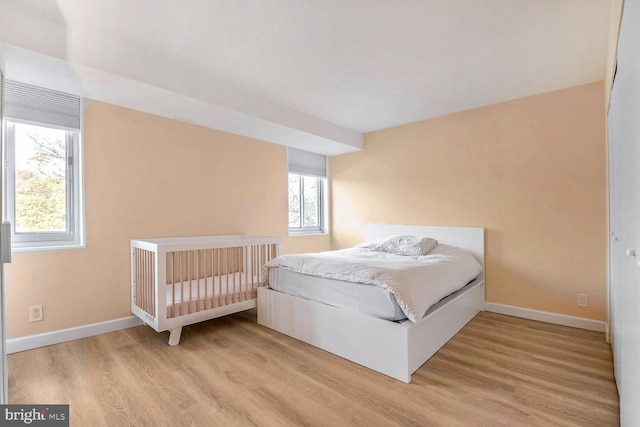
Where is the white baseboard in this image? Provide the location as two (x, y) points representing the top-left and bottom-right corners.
(6, 316), (144, 354)
(484, 302), (606, 332)
(6, 305), (607, 354)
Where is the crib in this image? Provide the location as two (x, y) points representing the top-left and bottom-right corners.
(131, 234), (281, 345)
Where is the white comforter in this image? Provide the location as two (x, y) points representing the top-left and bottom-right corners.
(263, 244), (483, 323)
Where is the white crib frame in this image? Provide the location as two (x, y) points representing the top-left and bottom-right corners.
(131, 234), (281, 346)
(257, 224), (485, 383)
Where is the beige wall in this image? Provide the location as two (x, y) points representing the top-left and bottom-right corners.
(5, 81), (608, 338)
(282, 234), (331, 254)
(330, 82), (607, 320)
(5, 101), (289, 338)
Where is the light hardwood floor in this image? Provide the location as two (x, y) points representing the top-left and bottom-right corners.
(9, 311), (619, 426)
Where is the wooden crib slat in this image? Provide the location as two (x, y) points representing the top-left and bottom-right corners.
(204, 249), (209, 310)
(142, 250), (146, 314)
(243, 246), (247, 301)
(230, 247), (234, 303)
(220, 248), (224, 306)
(226, 248), (235, 304)
(255, 245), (260, 292)
(212, 249), (217, 309)
(189, 250), (193, 314)
(151, 251), (155, 315)
(143, 250), (148, 315)
(195, 250), (200, 313)
(133, 248), (156, 318)
(199, 250), (203, 310)
(252, 244), (257, 291)
(224, 247), (229, 306)
(228, 247), (233, 303)
(262, 243), (266, 281)
(253, 245), (258, 296)
(146, 250), (150, 314)
(260, 244), (265, 284)
(198, 250), (203, 311)
(231, 247), (235, 303)
(169, 252), (174, 318)
(134, 249), (138, 311)
(244, 245), (249, 300)
(178, 252), (182, 316)
(151, 251), (156, 317)
(251, 245), (255, 295)
(235, 246), (239, 303)
(140, 249), (144, 312)
(134, 249), (137, 309)
(254, 246), (257, 296)
(139, 249), (143, 311)
(173, 252), (177, 317)
(186, 251), (188, 313)
(191, 250), (196, 314)
(216, 248), (221, 307)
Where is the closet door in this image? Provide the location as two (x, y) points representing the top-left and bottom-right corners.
(0, 68), (7, 404)
(609, 1), (640, 425)
(608, 81), (622, 391)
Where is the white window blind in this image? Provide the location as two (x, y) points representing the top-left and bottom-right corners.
(287, 147), (327, 178)
(3, 80), (81, 130)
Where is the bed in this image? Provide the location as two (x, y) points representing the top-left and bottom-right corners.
(131, 234), (281, 345)
(257, 224), (485, 383)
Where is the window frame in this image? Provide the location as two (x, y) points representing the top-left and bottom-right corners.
(288, 172), (326, 235)
(3, 119), (85, 252)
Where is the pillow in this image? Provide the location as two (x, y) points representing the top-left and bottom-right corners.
(360, 235), (438, 256)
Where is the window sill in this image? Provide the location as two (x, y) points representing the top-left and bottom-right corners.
(288, 230), (328, 237)
(11, 242), (86, 254)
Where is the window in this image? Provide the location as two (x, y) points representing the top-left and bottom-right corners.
(287, 148), (327, 234)
(3, 80), (84, 251)
(288, 173), (323, 231)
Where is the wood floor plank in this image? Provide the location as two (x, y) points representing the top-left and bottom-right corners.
(8, 310), (619, 426)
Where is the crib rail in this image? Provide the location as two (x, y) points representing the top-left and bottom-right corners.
(165, 243), (278, 318)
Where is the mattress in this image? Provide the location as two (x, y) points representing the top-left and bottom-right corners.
(269, 267), (407, 321)
(166, 272), (258, 318)
(264, 243), (483, 322)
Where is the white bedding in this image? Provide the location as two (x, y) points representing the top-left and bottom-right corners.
(264, 244), (482, 323)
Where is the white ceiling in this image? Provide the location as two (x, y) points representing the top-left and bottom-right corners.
(0, 0), (613, 155)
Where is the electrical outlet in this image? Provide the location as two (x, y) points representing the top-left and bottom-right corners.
(577, 293), (588, 308)
(30, 305), (43, 322)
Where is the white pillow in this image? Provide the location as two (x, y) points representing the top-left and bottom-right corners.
(360, 235), (438, 256)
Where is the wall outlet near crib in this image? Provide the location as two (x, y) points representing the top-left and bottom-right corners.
(576, 293), (588, 308)
(30, 305), (43, 322)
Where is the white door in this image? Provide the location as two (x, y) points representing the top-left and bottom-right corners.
(608, 81), (622, 391)
(0, 68), (8, 404)
(609, 1), (640, 425)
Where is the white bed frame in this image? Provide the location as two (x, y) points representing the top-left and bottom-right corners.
(257, 224), (485, 383)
